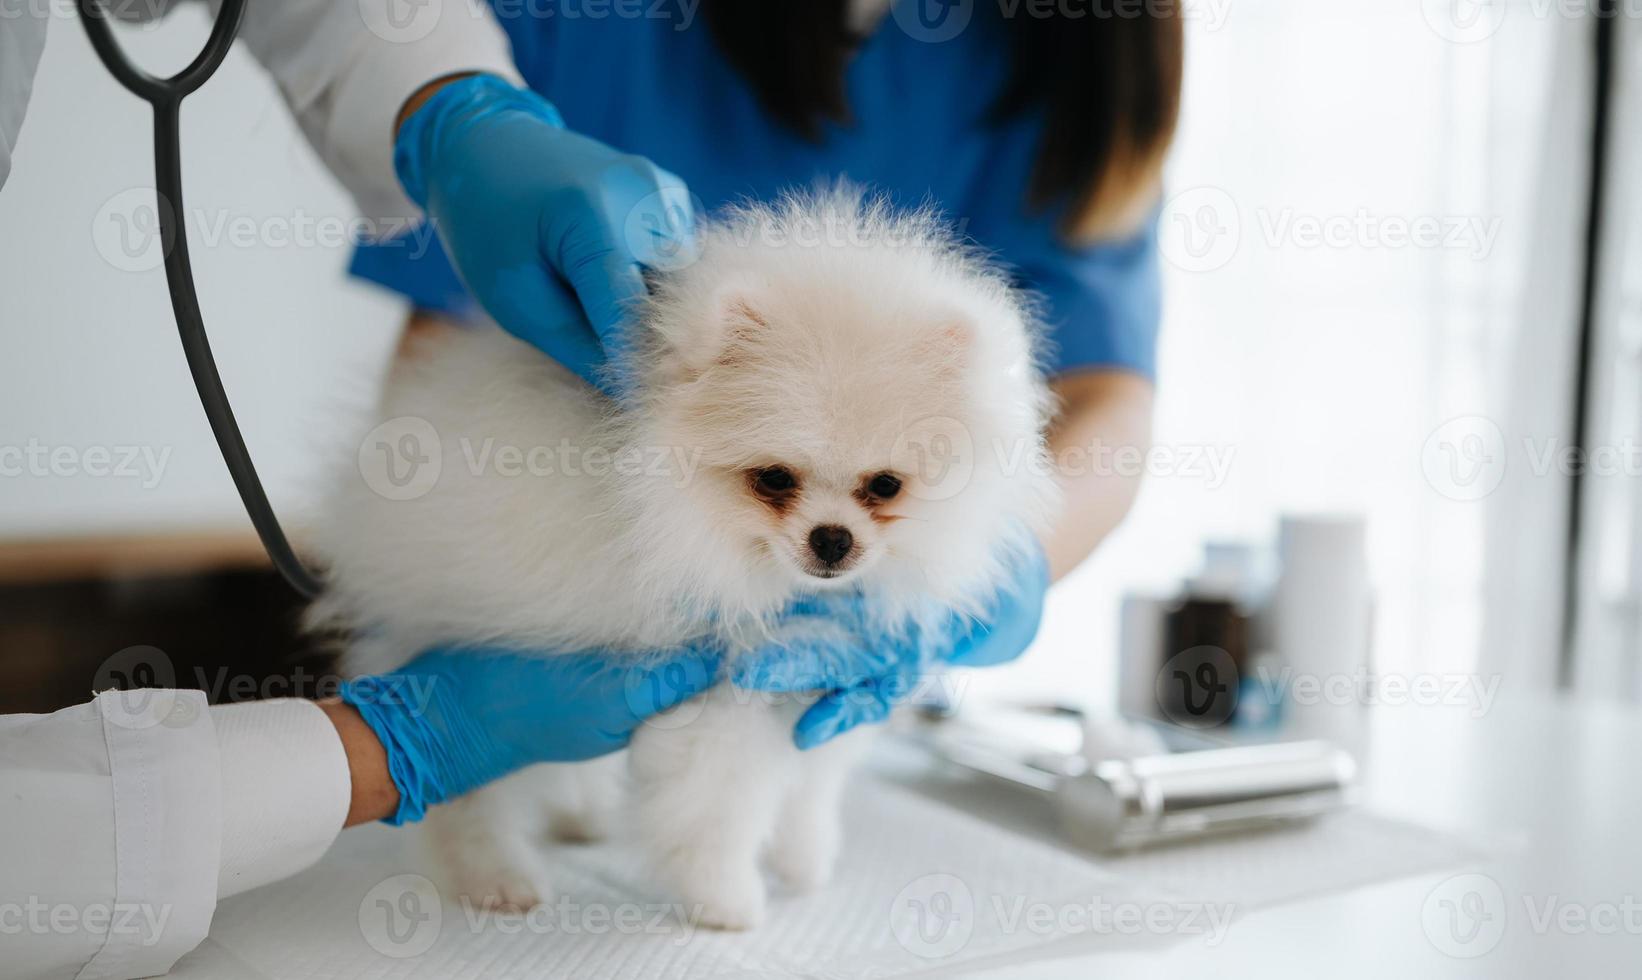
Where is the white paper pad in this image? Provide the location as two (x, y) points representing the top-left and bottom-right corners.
(1095, 807), (1485, 909)
(173, 776), (1477, 979)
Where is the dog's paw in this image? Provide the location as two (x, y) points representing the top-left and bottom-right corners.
(765, 821), (841, 893)
(442, 841), (556, 911)
(451, 865), (554, 912)
(682, 865), (767, 931)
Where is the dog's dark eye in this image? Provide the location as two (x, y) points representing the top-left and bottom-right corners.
(866, 472), (903, 500)
(751, 466), (798, 495)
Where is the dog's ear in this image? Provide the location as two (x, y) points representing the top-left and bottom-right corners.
(668, 279), (771, 375)
(649, 275), (770, 382)
(711, 285), (769, 367)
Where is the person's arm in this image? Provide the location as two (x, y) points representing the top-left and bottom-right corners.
(0, 0), (47, 194)
(386, 74), (697, 392)
(0, 691), (350, 980)
(243, 0), (697, 389)
(235, 0), (698, 389)
(0, 638), (740, 980)
(1041, 369), (1155, 579)
(243, 0), (692, 389)
(218, 0), (523, 222)
(316, 698), (401, 826)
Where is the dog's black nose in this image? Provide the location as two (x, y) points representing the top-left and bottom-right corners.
(808, 525), (854, 566)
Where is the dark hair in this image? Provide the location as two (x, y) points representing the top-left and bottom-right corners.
(701, 0), (1183, 240)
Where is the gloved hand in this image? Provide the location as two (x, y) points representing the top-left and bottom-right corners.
(731, 542), (1052, 749)
(339, 644), (720, 825)
(394, 74), (698, 393)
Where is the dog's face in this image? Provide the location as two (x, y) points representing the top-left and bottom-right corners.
(738, 463), (895, 580)
(637, 250), (1051, 612)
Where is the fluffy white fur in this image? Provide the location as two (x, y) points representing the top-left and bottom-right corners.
(310, 189), (1057, 928)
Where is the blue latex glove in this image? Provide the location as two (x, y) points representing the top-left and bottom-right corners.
(733, 542), (1053, 749)
(394, 74), (698, 392)
(339, 644), (720, 824)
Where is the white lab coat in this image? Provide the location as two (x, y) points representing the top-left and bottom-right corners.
(2, 693), (354, 980)
(0, 0), (524, 218)
(0, 3), (524, 976)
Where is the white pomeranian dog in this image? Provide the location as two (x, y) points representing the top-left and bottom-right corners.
(309, 188), (1057, 928)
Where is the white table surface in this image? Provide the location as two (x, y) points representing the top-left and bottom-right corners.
(947, 693), (1642, 979)
(184, 692), (1638, 980)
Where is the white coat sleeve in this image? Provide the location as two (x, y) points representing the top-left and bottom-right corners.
(222, 0), (525, 223)
(0, 0), (521, 217)
(0, 0), (47, 192)
(0, 692), (350, 980)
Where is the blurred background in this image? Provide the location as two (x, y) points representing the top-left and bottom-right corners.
(1, 0), (1638, 718)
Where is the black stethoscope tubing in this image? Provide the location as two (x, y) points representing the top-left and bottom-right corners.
(77, 0), (324, 598)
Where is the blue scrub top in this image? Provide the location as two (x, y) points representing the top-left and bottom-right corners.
(350, 1), (1161, 377)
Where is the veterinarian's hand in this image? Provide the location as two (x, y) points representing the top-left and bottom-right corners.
(732, 542), (1052, 749)
(338, 644), (720, 824)
(394, 74), (698, 393)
